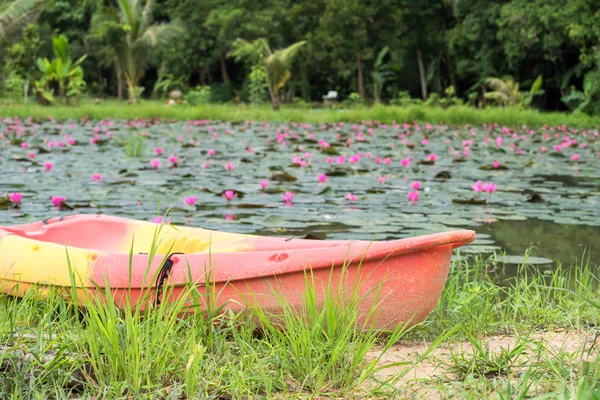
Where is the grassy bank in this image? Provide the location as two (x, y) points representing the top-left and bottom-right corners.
(1, 100), (600, 128)
(0, 251), (598, 398)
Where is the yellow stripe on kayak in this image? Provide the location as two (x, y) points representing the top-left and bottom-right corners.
(126, 222), (258, 255)
(0, 234), (94, 286)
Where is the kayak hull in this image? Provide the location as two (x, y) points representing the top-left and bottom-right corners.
(0, 214), (475, 329)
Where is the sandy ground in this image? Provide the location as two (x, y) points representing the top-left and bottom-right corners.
(364, 330), (599, 398)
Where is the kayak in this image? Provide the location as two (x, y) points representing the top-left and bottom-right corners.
(0, 214), (475, 329)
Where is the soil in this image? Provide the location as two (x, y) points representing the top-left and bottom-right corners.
(365, 330), (599, 398)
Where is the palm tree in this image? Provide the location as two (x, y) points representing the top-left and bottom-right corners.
(484, 75), (544, 108)
(92, 0), (181, 103)
(483, 76), (520, 106)
(229, 38), (306, 110)
(0, 0), (44, 40)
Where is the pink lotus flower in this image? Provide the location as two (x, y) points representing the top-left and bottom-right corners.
(336, 156), (346, 164)
(571, 154), (580, 162)
(207, 149), (215, 156)
(378, 176), (386, 184)
(400, 158), (410, 167)
(411, 181), (422, 190)
(68, 138), (76, 145)
(222, 190), (237, 202)
(168, 155), (178, 164)
(349, 155), (360, 164)
(155, 147), (163, 155)
(9, 192), (22, 204)
(318, 174), (328, 183)
(151, 216), (171, 224)
(496, 137), (503, 148)
(92, 173), (102, 181)
(51, 196), (66, 208)
(540, 146), (547, 153)
(483, 183), (497, 194)
(225, 162), (235, 171)
(345, 193), (357, 202)
(374, 157), (381, 164)
(184, 196), (197, 206)
(28, 153), (35, 159)
(407, 191), (419, 202)
(325, 157), (334, 164)
(428, 153), (438, 162)
(150, 159), (161, 168)
(493, 161), (500, 169)
(383, 157), (392, 165)
(21, 142), (29, 149)
(281, 191), (294, 206)
(421, 139), (429, 146)
(553, 145), (562, 152)
(44, 162), (53, 171)
(260, 180), (269, 190)
(471, 181), (484, 193)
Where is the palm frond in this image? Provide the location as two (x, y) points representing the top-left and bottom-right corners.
(136, 22), (182, 48)
(139, 0), (154, 36)
(0, 0), (44, 40)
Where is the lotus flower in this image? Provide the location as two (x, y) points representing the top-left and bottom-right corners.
(151, 216), (171, 224)
(407, 191), (419, 202)
(318, 174), (328, 183)
(150, 159), (161, 168)
(571, 154), (580, 162)
(222, 190), (237, 202)
(281, 191), (294, 206)
(92, 173), (102, 181)
(51, 196), (66, 208)
(260, 180), (269, 190)
(428, 153), (438, 162)
(471, 181), (484, 193)
(184, 196), (197, 207)
(44, 162), (53, 171)
(411, 181), (422, 191)
(9, 192), (22, 204)
(225, 162), (235, 171)
(483, 183), (497, 194)
(345, 193), (357, 202)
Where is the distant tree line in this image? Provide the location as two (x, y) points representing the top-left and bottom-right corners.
(2, 0), (600, 113)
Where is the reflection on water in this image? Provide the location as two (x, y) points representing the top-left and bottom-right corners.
(475, 218), (600, 267)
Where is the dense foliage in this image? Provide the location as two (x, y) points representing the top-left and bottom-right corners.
(1, 0), (599, 113)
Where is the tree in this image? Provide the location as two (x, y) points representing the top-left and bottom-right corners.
(0, 0), (44, 40)
(92, 0), (181, 103)
(229, 38), (306, 110)
(5, 23), (42, 102)
(317, 0), (371, 101)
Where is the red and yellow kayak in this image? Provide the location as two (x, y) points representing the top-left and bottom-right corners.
(0, 214), (475, 329)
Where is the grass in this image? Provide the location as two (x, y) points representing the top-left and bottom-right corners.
(0, 244), (599, 398)
(2, 99), (600, 128)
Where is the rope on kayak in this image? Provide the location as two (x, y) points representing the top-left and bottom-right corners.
(42, 215), (71, 225)
(154, 252), (184, 306)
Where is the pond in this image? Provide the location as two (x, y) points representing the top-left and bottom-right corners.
(1, 117), (599, 269)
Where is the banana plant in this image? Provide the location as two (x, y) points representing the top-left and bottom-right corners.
(371, 46), (394, 103)
(229, 38), (306, 110)
(36, 34), (86, 104)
